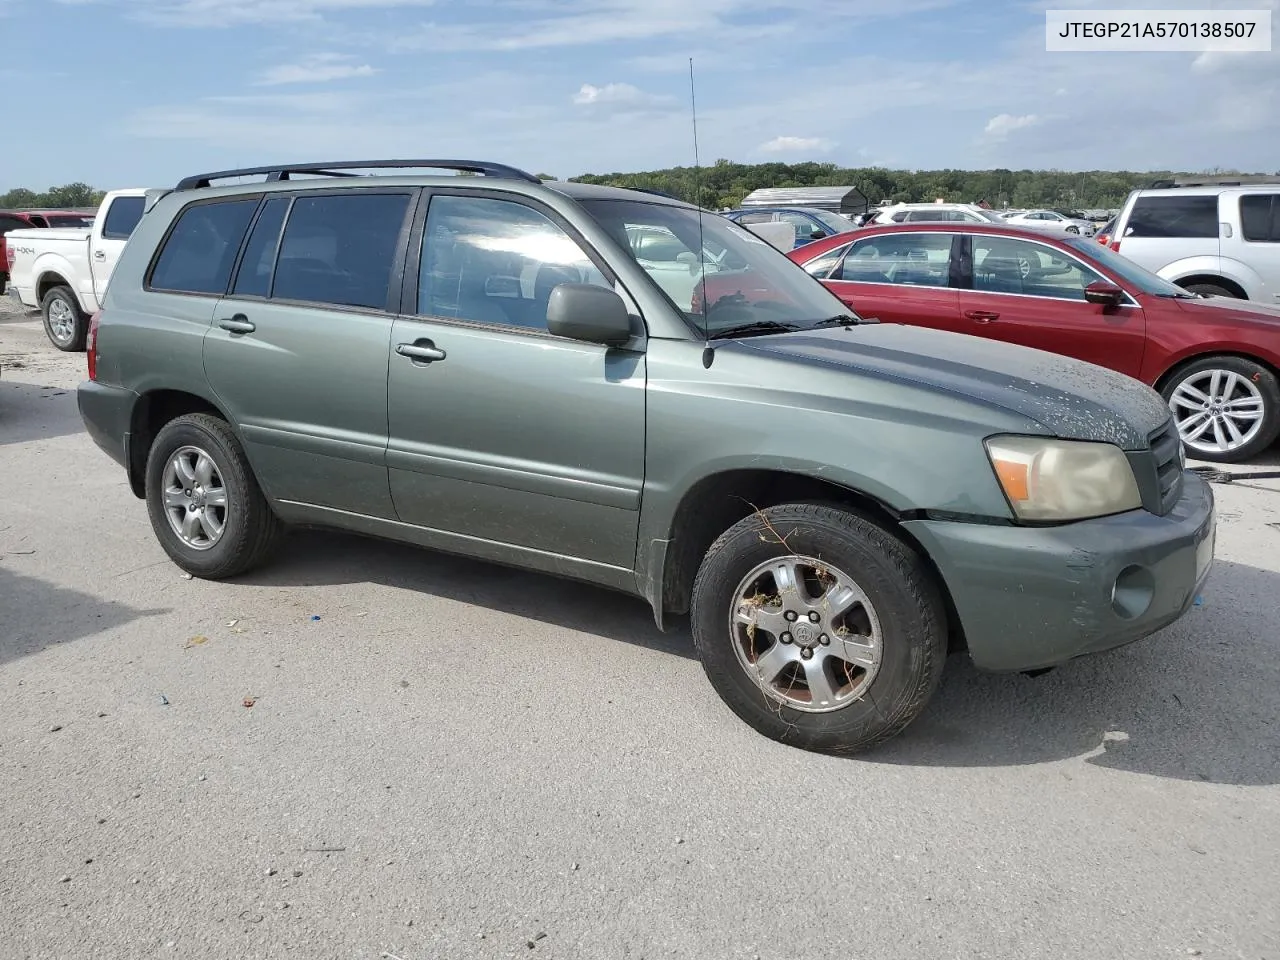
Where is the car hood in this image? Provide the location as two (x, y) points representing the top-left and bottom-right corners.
(1173, 292), (1280, 325)
(735, 323), (1172, 449)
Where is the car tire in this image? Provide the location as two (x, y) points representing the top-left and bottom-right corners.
(1160, 355), (1280, 463)
(1183, 282), (1240, 299)
(690, 502), (947, 754)
(41, 285), (88, 351)
(145, 413), (284, 579)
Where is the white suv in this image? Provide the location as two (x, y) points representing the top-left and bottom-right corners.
(871, 203), (1006, 225)
(1110, 178), (1280, 301)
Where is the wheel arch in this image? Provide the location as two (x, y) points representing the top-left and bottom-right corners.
(127, 388), (234, 499)
(36, 270), (75, 303)
(647, 467), (967, 653)
(1153, 349), (1280, 394)
(1173, 274), (1248, 299)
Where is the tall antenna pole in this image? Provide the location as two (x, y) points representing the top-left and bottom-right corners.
(690, 57), (713, 368)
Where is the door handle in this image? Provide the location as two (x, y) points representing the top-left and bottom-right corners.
(93, 250), (106, 261)
(964, 310), (1000, 323)
(217, 314), (256, 334)
(396, 341), (446, 363)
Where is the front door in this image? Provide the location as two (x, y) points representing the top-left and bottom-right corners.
(959, 234), (1148, 378)
(202, 188), (416, 519)
(386, 191), (647, 574)
(821, 231), (961, 331)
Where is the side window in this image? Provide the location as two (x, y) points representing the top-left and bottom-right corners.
(231, 197), (290, 298)
(972, 237), (1104, 300)
(1126, 195), (1219, 239)
(802, 242), (851, 279)
(836, 233), (952, 286)
(418, 195), (609, 331)
(734, 212), (774, 225)
(272, 192), (411, 310)
(1240, 194), (1279, 243)
(778, 211), (823, 242)
(149, 199), (259, 295)
(101, 196), (146, 240)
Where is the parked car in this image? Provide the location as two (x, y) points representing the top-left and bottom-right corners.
(722, 206), (854, 249)
(1001, 209), (1096, 237)
(1108, 177), (1280, 302)
(871, 203), (1007, 225)
(1095, 217), (1118, 246)
(6, 188), (151, 350)
(79, 158), (1215, 755)
(789, 221), (1280, 462)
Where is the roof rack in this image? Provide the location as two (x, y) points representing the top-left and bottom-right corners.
(174, 159), (543, 191)
(1147, 175), (1280, 189)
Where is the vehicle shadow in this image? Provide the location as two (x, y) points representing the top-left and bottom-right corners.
(863, 558), (1280, 786)
(240, 530), (696, 662)
(0, 380), (83, 446)
(0, 566), (169, 668)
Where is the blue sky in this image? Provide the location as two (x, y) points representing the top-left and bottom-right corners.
(1, 0), (1277, 192)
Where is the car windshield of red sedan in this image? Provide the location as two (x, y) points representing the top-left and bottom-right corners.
(1062, 237), (1194, 297)
(578, 198), (857, 335)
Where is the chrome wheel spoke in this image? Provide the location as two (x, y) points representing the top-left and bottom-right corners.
(1170, 382), (1209, 409)
(1221, 415), (1244, 445)
(203, 486), (227, 508)
(194, 454), (215, 489)
(173, 455), (196, 487)
(180, 509), (202, 542)
(1182, 412), (1214, 442)
(771, 559), (805, 601)
(753, 641), (797, 684)
(832, 635), (878, 671)
(163, 488), (188, 509)
(197, 509), (223, 542)
(804, 658), (838, 708)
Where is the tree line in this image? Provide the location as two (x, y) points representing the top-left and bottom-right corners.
(6, 163), (1273, 214)
(569, 160), (1274, 211)
(0, 182), (104, 210)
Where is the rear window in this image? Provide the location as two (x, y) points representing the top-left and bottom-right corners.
(149, 199), (260, 295)
(1125, 195), (1219, 239)
(271, 192), (411, 310)
(1239, 194), (1280, 242)
(101, 195), (146, 240)
(0, 214), (30, 235)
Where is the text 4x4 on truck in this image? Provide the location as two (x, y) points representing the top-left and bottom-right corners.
(77, 160), (1216, 754)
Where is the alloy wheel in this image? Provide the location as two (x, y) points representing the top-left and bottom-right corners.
(1169, 368), (1266, 457)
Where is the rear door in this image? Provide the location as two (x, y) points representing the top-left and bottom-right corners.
(88, 193), (146, 298)
(1114, 193), (1219, 276)
(819, 230), (961, 330)
(203, 188), (415, 519)
(1229, 192), (1280, 303)
(957, 233), (1147, 377)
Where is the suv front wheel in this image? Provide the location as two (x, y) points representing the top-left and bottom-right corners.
(690, 503), (947, 754)
(144, 413), (283, 578)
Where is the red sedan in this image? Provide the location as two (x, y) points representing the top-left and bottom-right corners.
(787, 222), (1280, 463)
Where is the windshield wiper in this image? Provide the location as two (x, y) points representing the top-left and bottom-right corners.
(808, 313), (871, 327)
(710, 320), (801, 340)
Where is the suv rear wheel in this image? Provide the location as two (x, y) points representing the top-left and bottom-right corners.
(41, 286), (88, 351)
(1161, 355), (1280, 462)
(690, 503), (947, 754)
(145, 413), (283, 578)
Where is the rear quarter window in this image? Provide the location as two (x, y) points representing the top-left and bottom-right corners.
(101, 195), (146, 240)
(0, 214), (31, 235)
(1125, 195), (1219, 239)
(149, 199), (260, 295)
(1239, 194), (1280, 242)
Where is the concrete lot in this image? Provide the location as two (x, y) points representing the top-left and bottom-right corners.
(2, 298), (1279, 960)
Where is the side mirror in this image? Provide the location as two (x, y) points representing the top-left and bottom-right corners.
(546, 283), (633, 346)
(1084, 280), (1124, 306)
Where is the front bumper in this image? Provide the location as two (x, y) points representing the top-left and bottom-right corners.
(902, 471), (1216, 672)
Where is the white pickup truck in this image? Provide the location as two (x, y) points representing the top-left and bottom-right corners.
(5, 188), (151, 350)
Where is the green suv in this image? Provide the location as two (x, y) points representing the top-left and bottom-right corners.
(77, 160), (1216, 754)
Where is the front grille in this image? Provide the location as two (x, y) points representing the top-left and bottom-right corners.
(1148, 418), (1184, 514)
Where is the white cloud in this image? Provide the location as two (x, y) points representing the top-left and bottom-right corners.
(757, 136), (834, 154)
(135, 0), (438, 27)
(983, 112), (1040, 138)
(572, 82), (661, 106)
(254, 53), (377, 85)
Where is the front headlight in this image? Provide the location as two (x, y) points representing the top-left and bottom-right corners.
(985, 436), (1142, 522)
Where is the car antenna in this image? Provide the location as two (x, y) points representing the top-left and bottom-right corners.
(689, 58), (715, 370)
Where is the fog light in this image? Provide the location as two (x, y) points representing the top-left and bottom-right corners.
(1111, 565), (1155, 620)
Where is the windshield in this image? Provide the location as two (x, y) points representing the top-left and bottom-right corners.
(577, 197), (857, 335)
(1063, 237), (1191, 297)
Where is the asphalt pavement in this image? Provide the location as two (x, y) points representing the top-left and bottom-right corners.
(2, 298), (1278, 960)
